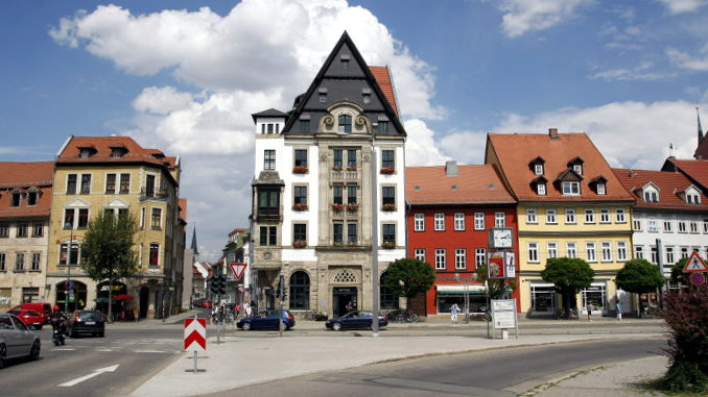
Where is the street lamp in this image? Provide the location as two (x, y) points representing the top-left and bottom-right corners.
(64, 222), (73, 313)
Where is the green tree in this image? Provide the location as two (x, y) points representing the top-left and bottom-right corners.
(474, 262), (517, 300)
(81, 211), (139, 321)
(540, 257), (595, 317)
(615, 259), (665, 318)
(383, 258), (436, 309)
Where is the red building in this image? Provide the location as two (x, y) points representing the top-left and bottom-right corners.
(406, 161), (519, 316)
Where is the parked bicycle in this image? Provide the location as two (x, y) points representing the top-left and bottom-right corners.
(387, 309), (419, 323)
(553, 308), (579, 320)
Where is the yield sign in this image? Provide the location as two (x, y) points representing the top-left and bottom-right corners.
(229, 263), (247, 280)
(184, 318), (206, 352)
(683, 252), (708, 273)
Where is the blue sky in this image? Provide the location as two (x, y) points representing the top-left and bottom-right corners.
(2, 0), (708, 260)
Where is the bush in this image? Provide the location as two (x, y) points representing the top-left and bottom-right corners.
(657, 288), (708, 393)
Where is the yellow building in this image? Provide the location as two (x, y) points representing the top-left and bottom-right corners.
(47, 136), (184, 320)
(485, 129), (634, 316)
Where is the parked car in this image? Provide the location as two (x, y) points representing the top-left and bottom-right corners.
(0, 313), (41, 369)
(237, 310), (295, 331)
(66, 310), (106, 338)
(7, 309), (45, 330)
(325, 310), (388, 331)
(10, 303), (52, 324)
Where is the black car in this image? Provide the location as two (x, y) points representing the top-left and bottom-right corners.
(66, 310), (106, 338)
(237, 310), (295, 331)
(325, 310), (388, 331)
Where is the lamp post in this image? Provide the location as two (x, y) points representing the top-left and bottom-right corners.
(64, 222), (73, 313)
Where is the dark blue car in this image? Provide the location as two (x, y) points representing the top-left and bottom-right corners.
(325, 310), (388, 331)
(237, 310), (295, 331)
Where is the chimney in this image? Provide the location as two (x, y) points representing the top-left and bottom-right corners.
(549, 128), (559, 139)
(445, 161), (458, 176)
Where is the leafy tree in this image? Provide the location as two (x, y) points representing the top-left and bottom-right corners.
(81, 212), (139, 321)
(474, 262), (517, 300)
(540, 257), (595, 317)
(657, 288), (708, 393)
(383, 258), (435, 309)
(615, 259), (665, 318)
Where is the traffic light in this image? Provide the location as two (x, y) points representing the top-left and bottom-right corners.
(209, 274), (226, 296)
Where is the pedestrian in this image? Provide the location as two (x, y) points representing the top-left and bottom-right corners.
(450, 303), (460, 324)
(235, 303), (241, 319)
(616, 300), (622, 321)
(586, 301), (594, 322)
(245, 302), (252, 318)
(345, 301), (353, 312)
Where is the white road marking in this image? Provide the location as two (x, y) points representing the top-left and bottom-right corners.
(59, 364), (120, 387)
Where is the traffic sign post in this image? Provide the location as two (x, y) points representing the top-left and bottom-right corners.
(689, 272), (705, 287)
(229, 263), (247, 280)
(184, 316), (206, 373)
(683, 252), (708, 273)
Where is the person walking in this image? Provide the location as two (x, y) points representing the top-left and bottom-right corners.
(450, 303), (460, 325)
(616, 300), (622, 321)
(586, 301), (594, 322)
(244, 302), (252, 318)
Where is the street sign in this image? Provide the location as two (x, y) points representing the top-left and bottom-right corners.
(683, 252), (708, 273)
(229, 263), (247, 280)
(689, 273), (705, 286)
(184, 318), (206, 352)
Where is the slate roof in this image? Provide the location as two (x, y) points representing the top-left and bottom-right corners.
(0, 161), (54, 218)
(406, 163), (515, 206)
(613, 168), (708, 212)
(486, 131), (634, 203)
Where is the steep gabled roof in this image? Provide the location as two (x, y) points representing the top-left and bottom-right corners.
(281, 31), (405, 137)
(486, 131), (634, 202)
(0, 161), (54, 218)
(613, 168), (708, 211)
(406, 163), (515, 206)
(56, 136), (179, 171)
(662, 158), (708, 193)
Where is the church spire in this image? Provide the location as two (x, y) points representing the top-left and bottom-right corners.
(698, 107), (704, 144)
(190, 225), (199, 256)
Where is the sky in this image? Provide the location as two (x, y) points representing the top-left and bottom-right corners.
(2, 0), (708, 261)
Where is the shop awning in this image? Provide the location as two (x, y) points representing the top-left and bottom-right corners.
(436, 285), (487, 295)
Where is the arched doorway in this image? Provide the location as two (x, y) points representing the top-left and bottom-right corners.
(289, 271), (310, 310)
(96, 281), (127, 321)
(55, 280), (87, 313)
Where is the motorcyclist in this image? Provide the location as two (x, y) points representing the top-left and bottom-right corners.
(49, 305), (68, 344)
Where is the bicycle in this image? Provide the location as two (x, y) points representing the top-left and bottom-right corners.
(389, 309), (419, 323)
(553, 308), (579, 320)
(303, 310), (317, 321)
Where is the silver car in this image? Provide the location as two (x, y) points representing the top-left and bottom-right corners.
(0, 313), (41, 369)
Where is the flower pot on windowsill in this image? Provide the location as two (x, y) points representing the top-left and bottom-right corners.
(347, 242), (359, 247)
(332, 166), (343, 172)
(292, 203), (309, 211)
(293, 166), (309, 174)
(380, 167), (395, 174)
(382, 204), (396, 211)
(347, 203), (359, 211)
(381, 242), (395, 249)
(346, 167), (357, 171)
(331, 204), (344, 211)
(293, 241), (307, 248)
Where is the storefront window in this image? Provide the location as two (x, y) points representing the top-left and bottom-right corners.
(530, 285), (556, 313)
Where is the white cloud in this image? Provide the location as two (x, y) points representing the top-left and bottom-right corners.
(589, 62), (674, 81)
(404, 119), (451, 166)
(666, 45), (708, 71)
(436, 101), (704, 171)
(656, 0), (708, 14)
(496, 0), (593, 38)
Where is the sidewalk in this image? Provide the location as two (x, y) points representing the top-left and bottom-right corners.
(126, 313), (669, 397)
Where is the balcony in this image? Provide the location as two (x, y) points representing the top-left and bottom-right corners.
(140, 188), (169, 202)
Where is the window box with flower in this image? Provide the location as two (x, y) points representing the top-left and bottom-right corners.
(331, 203), (344, 211)
(382, 241), (395, 249)
(347, 203), (359, 211)
(292, 203), (308, 211)
(347, 242), (359, 247)
(382, 203), (396, 211)
(380, 167), (395, 174)
(292, 166), (309, 174)
(346, 166), (357, 171)
(331, 166), (343, 172)
(293, 240), (307, 248)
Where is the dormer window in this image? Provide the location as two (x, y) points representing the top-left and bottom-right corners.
(341, 54), (350, 70)
(11, 190), (21, 207)
(596, 183), (606, 195)
(573, 164), (583, 175)
(687, 192), (701, 204)
(590, 176), (608, 196)
(362, 88), (371, 104)
(27, 189), (38, 206)
(78, 147), (97, 158)
(568, 157), (584, 176)
(537, 183), (546, 195)
(299, 114), (310, 133)
(562, 181), (580, 195)
(110, 147), (127, 158)
(643, 191), (658, 202)
(338, 115), (352, 133)
(529, 157), (545, 175)
(318, 87), (328, 103)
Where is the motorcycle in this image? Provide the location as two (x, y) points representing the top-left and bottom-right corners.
(52, 322), (66, 346)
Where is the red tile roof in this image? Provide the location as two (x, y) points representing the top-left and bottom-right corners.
(0, 161), (54, 218)
(56, 136), (178, 170)
(486, 131), (634, 202)
(370, 66), (399, 117)
(406, 163), (515, 205)
(613, 168), (708, 211)
(178, 198), (187, 222)
(664, 158), (708, 191)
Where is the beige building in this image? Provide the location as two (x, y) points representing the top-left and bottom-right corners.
(0, 162), (54, 310)
(47, 136), (185, 319)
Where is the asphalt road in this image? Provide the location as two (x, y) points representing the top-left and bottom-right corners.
(204, 338), (666, 397)
(1, 326), (184, 397)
